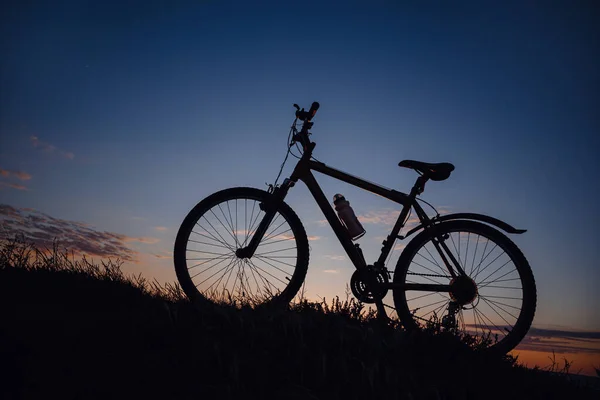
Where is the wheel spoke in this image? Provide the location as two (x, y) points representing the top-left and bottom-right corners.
(476, 258), (512, 286)
(450, 232), (462, 267)
(201, 215), (236, 251)
(409, 259), (451, 280)
(464, 232), (470, 272)
(254, 254), (297, 269)
(478, 276), (521, 286)
(472, 242), (498, 279)
(406, 291), (439, 302)
(469, 235), (480, 276)
(248, 259), (289, 286)
(254, 246), (297, 256)
(247, 259), (278, 294)
(479, 296), (516, 327)
(197, 257), (237, 288)
(193, 226), (232, 250)
(477, 268), (518, 288)
(472, 250), (505, 282)
(422, 244), (450, 277)
(188, 238), (232, 250)
(260, 234), (294, 247)
(190, 255), (233, 277)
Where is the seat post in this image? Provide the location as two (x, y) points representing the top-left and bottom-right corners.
(409, 175), (429, 197)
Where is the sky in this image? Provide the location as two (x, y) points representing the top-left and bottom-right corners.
(1, 1), (599, 374)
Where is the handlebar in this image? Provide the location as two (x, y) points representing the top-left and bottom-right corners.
(294, 102), (320, 121)
(292, 102), (319, 151)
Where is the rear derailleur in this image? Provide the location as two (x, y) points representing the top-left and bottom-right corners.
(441, 301), (460, 331)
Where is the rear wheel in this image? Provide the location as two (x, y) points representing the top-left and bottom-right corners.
(393, 220), (536, 355)
(174, 187), (309, 308)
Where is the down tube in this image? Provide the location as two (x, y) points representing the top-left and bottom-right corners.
(300, 172), (366, 269)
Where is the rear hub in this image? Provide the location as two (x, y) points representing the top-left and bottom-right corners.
(449, 275), (478, 305)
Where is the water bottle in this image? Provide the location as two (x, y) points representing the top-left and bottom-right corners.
(333, 194), (366, 240)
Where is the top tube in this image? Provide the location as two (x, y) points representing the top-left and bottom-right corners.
(307, 160), (411, 206)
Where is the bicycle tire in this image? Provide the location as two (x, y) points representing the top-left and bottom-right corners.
(393, 220), (537, 355)
(174, 187), (309, 309)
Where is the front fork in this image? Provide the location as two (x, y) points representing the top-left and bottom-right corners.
(236, 179), (293, 259)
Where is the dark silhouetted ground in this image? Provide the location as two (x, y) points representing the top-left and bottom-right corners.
(1, 237), (598, 400)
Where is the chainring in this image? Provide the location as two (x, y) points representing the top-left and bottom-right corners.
(350, 268), (389, 303)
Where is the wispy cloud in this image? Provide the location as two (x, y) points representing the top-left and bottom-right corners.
(124, 236), (160, 244)
(153, 251), (172, 260)
(357, 209), (423, 227)
(154, 226), (168, 232)
(0, 182), (28, 191)
(324, 255), (345, 261)
(323, 269), (339, 274)
(307, 235), (321, 241)
(0, 169), (32, 181)
(527, 327), (600, 340)
(30, 136), (74, 159)
(463, 324), (600, 355)
(358, 209), (401, 225)
(516, 328), (600, 354)
(0, 204), (155, 262)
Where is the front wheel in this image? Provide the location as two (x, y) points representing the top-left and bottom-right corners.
(174, 187), (309, 309)
(393, 220), (537, 355)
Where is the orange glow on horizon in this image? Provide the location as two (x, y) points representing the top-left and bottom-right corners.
(511, 348), (600, 377)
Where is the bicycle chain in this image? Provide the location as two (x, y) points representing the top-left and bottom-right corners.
(406, 272), (452, 279)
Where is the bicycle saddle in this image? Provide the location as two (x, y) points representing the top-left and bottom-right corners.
(398, 160), (455, 181)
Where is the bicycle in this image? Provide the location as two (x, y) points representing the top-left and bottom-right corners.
(173, 102), (537, 355)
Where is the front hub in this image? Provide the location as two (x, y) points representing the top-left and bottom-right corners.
(449, 275), (478, 305)
(235, 247), (249, 259)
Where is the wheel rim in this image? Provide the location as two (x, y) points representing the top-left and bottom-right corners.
(400, 227), (527, 348)
(182, 195), (301, 306)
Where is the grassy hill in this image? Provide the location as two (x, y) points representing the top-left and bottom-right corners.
(1, 237), (598, 400)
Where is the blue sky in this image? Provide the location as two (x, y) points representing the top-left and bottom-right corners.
(1, 0), (599, 349)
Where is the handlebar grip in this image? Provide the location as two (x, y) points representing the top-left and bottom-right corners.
(308, 102), (320, 120)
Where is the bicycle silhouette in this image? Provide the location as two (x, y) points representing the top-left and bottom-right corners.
(174, 102), (537, 355)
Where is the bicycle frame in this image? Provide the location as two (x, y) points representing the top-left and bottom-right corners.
(239, 140), (464, 296)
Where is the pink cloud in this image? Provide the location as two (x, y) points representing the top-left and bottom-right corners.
(123, 236), (160, 244)
(154, 226), (168, 231)
(0, 204), (140, 262)
(153, 251), (172, 260)
(0, 182), (28, 191)
(30, 135), (74, 160)
(0, 169), (32, 181)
